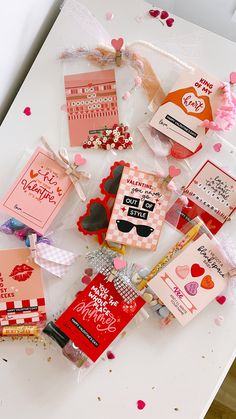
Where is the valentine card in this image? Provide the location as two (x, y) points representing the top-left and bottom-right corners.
(148, 234), (229, 325)
(0, 147), (73, 234)
(56, 273), (144, 362)
(150, 68), (221, 152)
(0, 248), (46, 326)
(105, 166), (172, 250)
(166, 160), (236, 234)
(65, 69), (119, 147)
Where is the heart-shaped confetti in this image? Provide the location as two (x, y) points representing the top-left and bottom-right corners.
(160, 10), (169, 19)
(111, 37), (124, 51)
(81, 275), (91, 285)
(105, 11), (114, 21)
(23, 107), (31, 116)
(175, 265), (189, 279)
(201, 275), (214, 290)
(169, 165), (181, 178)
(166, 18), (174, 27)
(184, 281), (199, 296)
(85, 268), (93, 277)
(191, 263), (205, 277)
(213, 143), (222, 152)
(214, 315), (224, 326)
(149, 9), (160, 17)
(137, 400), (146, 410)
(74, 153), (86, 166)
(216, 295), (226, 305)
(230, 72), (236, 84)
(106, 350), (115, 360)
(114, 257), (126, 270)
(25, 347), (34, 356)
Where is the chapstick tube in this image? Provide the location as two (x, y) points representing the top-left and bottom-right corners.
(1, 325), (40, 337)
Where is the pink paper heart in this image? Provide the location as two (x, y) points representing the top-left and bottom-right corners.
(111, 37), (124, 51)
(169, 165), (181, 178)
(213, 143), (222, 152)
(114, 257), (126, 270)
(81, 275), (91, 285)
(74, 153), (86, 166)
(230, 72), (236, 84)
(175, 265), (189, 279)
(25, 347), (34, 356)
(184, 281), (199, 296)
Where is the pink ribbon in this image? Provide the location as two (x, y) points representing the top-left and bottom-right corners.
(29, 234), (77, 278)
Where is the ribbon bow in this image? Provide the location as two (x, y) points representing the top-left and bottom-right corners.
(29, 234), (77, 278)
(41, 137), (91, 201)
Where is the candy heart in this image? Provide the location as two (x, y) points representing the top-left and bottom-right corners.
(114, 257), (126, 270)
(169, 165), (181, 178)
(175, 265), (189, 279)
(191, 263), (205, 277)
(9, 218), (26, 230)
(111, 37), (124, 51)
(166, 18), (174, 27)
(23, 107), (31, 116)
(160, 10), (169, 19)
(81, 275), (91, 285)
(30, 170), (38, 179)
(201, 275), (214, 290)
(149, 9), (160, 17)
(74, 153), (86, 166)
(78, 200), (109, 234)
(184, 281), (199, 296)
(216, 295), (226, 305)
(213, 143), (222, 152)
(14, 228), (30, 241)
(0, 220), (14, 235)
(230, 72), (236, 84)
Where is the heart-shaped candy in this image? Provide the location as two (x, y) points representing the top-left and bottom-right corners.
(230, 72), (236, 84)
(175, 265), (189, 279)
(149, 9), (160, 17)
(216, 295), (226, 305)
(114, 257), (126, 270)
(74, 153), (86, 166)
(169, 165), (181, 178)
(184, 281), (199, 296)
(213, 143), (222, 152)
(111, 37), (124, 51)
(191, 263), (205, 277)
(201, 275), (214, 290)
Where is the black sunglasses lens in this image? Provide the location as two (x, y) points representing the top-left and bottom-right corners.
(103, 165), (124, 196)
(136, 225), (154, 237)
(116, 220), (134, 232)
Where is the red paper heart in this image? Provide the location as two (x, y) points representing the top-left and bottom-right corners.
(111, 37), (124, 51)
(149, 9), (160, 17)
(191, 263), (205, 277)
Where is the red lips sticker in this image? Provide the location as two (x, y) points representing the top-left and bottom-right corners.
(191, 263), (205, 277)
(9, 264), (34, 282)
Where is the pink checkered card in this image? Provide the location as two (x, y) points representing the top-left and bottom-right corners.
(65, 69), (119, 147)
(105, 166), (172, 250)
(0, 147), (73, 234)
(0, 248), (46, 326)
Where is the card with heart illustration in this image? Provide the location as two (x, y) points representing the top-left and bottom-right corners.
(0, 248), (46, 327)
(0, 147), (73, 234)
(150, 68), (222, 152)
(148, 234), (229, 325)
(105, 166), (172, 250)
(166, 160), (236, 234)
(64, 69), (119, 147)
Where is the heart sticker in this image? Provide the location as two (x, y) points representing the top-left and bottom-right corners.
(114, 257), (126, 270)
(175, 265), (189, 279)
(74, 153), (86, 166)
(184, 281), (199, 296)
(191, 263), (205, 277)
(200, 275), (214, 290)
(230, 72), (236, 84)
(169, 165), (181, 178)
(111, 38), (124, 51)
(182, 93), (205, 114)
(30, 170), (38, 179)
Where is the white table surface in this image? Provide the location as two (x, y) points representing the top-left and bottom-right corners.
(0, 1), (236, 418)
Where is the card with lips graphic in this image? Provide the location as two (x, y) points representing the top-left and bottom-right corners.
(148, 234), (230, 325)
(0, 147), (73, 234)
(150, 68), (222, 152)
(0, 248), (46, 327)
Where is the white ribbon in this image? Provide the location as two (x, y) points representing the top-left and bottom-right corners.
(29, 234), (77, 278)
(41, 137), (91, 202)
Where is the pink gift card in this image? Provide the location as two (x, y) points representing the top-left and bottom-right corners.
(105, 166), (172, 250)
(65, 69), (119, 147)
(150, 68), (222, 152)
(166, 160), (236, 234)
(148, 234), (229, 325)
(0, 248), (46, 326)
(0, 147), (73, 234)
